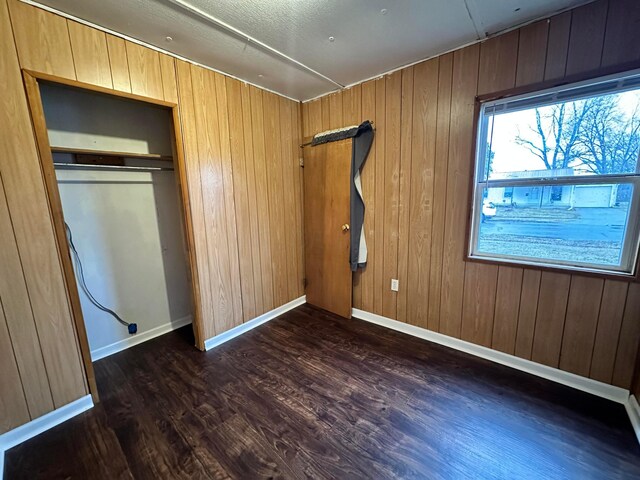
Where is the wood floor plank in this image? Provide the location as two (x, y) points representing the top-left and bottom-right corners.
(6, 304), (640, 479)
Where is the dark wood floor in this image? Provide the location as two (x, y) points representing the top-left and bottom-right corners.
(5, 304), (640, 479)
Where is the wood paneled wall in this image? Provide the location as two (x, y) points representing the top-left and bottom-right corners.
(302, 0), (640, 390)
(175, 61), (304, 341)
(0, 0), (303, 434)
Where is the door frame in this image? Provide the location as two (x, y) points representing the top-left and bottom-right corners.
(21, 69), (205, 402)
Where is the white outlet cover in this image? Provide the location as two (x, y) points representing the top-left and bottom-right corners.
(391, 279), (399, 292)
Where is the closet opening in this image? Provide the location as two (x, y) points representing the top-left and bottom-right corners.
(22, 71), (202, 401)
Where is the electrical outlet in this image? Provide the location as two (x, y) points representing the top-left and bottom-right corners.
(391, 279), (399, 292)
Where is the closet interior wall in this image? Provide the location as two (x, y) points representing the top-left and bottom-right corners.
(0, 0), (304, 434)
(302, 0), (640, 392)
(40, 81), (193, 357)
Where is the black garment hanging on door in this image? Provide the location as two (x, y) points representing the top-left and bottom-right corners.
(350, 121), (374, 272)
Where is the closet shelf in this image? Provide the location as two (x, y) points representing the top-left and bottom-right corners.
(53, 163), (174, 172)
(50, 146), (173, 161)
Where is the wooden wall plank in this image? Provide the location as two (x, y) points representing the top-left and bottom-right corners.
(565, 0), (608, 76)
(428, 53), (452, 333)
(190, 67), (234, 335)
(373, 78), (386, 316)
(291, 99), (305, 297)
(396, 67), (413, 324)
(492, 267), (524, 354)
(439, 44), (480, 339)
(612, 283), (640, 389)
(515, 20), (549, 87)
(406, 60), (438, 328)
(67, 21), (112, 88)
(226, 78), (256, 321)
(175, 60), (215, 341)
(531, 272), (571, 368)
(105, 35), (131, 93)
(7, 0), (75, 79)
(559, 277), (605, 376)
(159, 54), (178, 103)
(279, 97), (299, 301)
(461, 262), (498, 347)
(544, 12), (572, 80)
(213, 73), (244, 328)
(601, 0), (640, 67)
(1, 0), (87, 407)
(381, 71), (402, 320)
(263, 92), (288, 307)
(514, 270), (541, 359)
(250, 87), (275, 311)
(294, 101), (305, 297)
(0, 297), (30, 433)
(590, 280), (629, 383)
(0, 174), (53, 418)
(240, 83), (264, 315)
(360, 81), (376, 313)
(477, 31), (519, 95)
(319, 96), (328, 130)
(125, 41), (164, 100)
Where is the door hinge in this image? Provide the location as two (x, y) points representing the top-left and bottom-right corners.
(299, 157), (304, 167)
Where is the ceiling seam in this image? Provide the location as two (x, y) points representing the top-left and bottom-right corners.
(463, 0), (483, 38)
(165, 0), (345, 89)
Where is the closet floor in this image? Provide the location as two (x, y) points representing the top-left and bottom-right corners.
(5, 304), (640, 479)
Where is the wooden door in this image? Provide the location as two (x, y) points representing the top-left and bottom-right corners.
(303, 139), (352, 318)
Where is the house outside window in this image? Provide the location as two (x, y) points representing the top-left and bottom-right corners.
(469, 70), (640, 276)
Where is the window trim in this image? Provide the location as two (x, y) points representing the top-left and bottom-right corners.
(467, 70), (640, 278)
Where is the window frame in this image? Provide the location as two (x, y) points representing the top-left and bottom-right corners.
(468, 69), (640, 278)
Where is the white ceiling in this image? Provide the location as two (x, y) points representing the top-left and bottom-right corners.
(31, 0), (591, 101)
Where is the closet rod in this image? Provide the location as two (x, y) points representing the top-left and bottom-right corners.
(53, 163), (174, 172)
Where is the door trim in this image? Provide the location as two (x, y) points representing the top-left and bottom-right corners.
(21, 70), (206, 402)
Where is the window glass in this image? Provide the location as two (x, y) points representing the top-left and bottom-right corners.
(477, 184), (632, 267)
(482, 90), (640, 182)
(471, 71), (640, 275)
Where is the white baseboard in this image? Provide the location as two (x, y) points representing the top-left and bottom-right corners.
(352, 308), (630, 404)
(0, 394), (93, 478)
(91, 315), (193, 361)
(626, 395), (640, 444)
(204, 296), (306, 351)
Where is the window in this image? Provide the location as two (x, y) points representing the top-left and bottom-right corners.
(469, 70), (640, 276)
